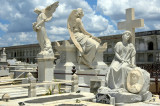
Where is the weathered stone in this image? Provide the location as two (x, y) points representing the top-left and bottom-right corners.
(67, 8), (107, 68)
(27, 72), (36, 97)
(118, 8), (144, 45)
(2, 93), (10, 102)
(71, 66), (79, 92)
(90, 79), (101, 94)
(37, 56), (55, 82)
(32, 2), (59, 56)
(98, 31), (152, 103)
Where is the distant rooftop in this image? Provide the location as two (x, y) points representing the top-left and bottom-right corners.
(4, 30), (160, 48)
(135, 30), (160, 37)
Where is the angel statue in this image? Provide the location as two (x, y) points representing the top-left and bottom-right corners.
(33, 1), (59, 56)
(67, 8), (102, 68)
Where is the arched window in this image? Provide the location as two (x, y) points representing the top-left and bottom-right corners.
(148, 54), (153, 62)
(148, 42), (153, 50)
(14, 52), (16, 57)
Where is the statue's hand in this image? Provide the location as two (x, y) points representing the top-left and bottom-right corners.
(130, 64), (136, 68)
(33, 22), (41, 32)
(32, 22), (38, 32)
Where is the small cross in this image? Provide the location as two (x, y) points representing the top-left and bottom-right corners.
(118, 8), (144, 45)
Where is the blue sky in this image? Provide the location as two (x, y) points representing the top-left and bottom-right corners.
(0, 0), (160, 47)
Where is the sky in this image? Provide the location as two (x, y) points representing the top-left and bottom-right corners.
(0, 0), (160, 47)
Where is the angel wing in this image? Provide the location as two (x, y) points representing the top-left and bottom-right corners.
(67, 10), (83, 53)
(43, 1), (59, 22)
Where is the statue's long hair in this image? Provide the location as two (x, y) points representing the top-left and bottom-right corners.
(122, 31), (133, 44)
(75, 8), (84, 18)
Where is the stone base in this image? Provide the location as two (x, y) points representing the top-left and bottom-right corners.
(0, 69), (9, 77)
(97, 92), (142, 103)
(54, 40), (108, 92)
(97, 87), (152, 103)
(37, 56), (55, 82)
(1, 54), (7, 62)
(90, 79), (102, 94)
(54, 67), (108, 92)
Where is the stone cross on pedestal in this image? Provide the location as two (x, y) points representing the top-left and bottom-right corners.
(118, 8), (144, 45)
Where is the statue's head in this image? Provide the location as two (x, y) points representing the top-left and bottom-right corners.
(76, 8), (84, 18)
(122, 31), (132, 43)
(130, 70), (140, 85)
(34, 8), (42, 14)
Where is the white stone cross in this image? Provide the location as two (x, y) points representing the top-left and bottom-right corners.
(118, 8), (144, 45)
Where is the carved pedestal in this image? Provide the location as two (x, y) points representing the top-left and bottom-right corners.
(54, 40), (108, 92)
(37, 55), (55, 82)
(1, 53), (7, 62)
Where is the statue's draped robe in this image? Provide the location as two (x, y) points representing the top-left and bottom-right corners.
(36, 13), (52, 52)
(73, 19), (99, 66)
(106, 42), (136, 89)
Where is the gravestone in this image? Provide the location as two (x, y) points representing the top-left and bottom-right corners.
(33, 2), (59, 82)
(1, 48), (7, 62)
(118, 8), (144, 45)
(37, 55), (55, 82)
(54, 41), (108, 92)
(0, 48), (9, 77)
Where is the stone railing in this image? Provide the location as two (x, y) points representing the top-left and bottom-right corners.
(0, 73), (78, 99)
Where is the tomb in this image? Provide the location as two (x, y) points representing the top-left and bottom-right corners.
(54, 8), (108, 92)
(0, 48), (9, 77)
(32, 2), (59, 82)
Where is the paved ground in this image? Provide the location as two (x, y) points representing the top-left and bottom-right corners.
(0, 86), (47, 100)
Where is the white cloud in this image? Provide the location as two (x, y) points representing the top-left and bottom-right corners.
(0, 23), (8, 32)
(99, 24), (121, 36)
(0, 32), (37, 47)
(97, 0), (160, 32)
(18, 32), (28, 41)
(48, 26), (68, 35)
(137, 24), (150, 32)
(154, 24), (160, 29)
(7, 37), (12, 41)
(0, 0), (111, 47)
(84, 14), (108, 33)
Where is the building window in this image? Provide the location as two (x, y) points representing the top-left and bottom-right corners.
(14, 52), (16, 57)
(138, 54), (144, 62)
(107, 45), (113, 53)
(148, 42), (153, 50)
(148, 54), (153, 62)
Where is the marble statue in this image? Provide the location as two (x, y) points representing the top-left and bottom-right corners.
(2, 48), (6, 55)
(106, 31), (136, 89)
(127, 69), (144, 93)
(67, 8), (101, 68)
(33, 1), (59, 56)
(97, 31), (152, 103)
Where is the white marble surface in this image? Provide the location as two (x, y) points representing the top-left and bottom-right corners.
(37, 57), (55, 82)
(0, 92), (95, 106)
(33, 2), (58, 56)
(118, 8), (144, 45)
(99, 31), (151, 103)
(67, 8), (106, 68)
(0, 87), (46, 100)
